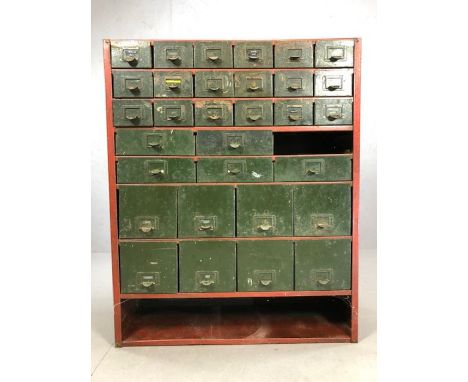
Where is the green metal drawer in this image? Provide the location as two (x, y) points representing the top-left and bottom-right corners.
(293, 184), (351, 236)
(117, 158), (195, 183)
(274, 70), (314, 97)
(235, 100), (273, 126)
(113, 100), (153, 127)
(118, 186), (177, 238)
(153, 71), (193, 98)
(153, 42), (193, 68)
(274, 99), (314, 126)
(315, 40), (354, 68)
(194, 71), (234, 97)
(112, 70), (153, 98)
(197, 158), (273, 183)
(237, 185), (293, 237)
(314, 99), (353, 125)
(194, 100), (233, 126)
(196, 130), (273, 155)
(115, 130), (195, 156)
(178, 186), (235, 238)
(120, 242), (178, 294)
(314, 69), (353, 97)
(194, 41), (233, 68)
(274, 156), (352, 182)
(274, 41), (314, 68)
(237, 241), (294, 292)
(111, 40), (152, 68)
(295, 239), (351, 290)
(234, 72), (273, 97)
(179, 241), (236, 292)
(153, 100), (193, 126)
(234, 41), (273, 68)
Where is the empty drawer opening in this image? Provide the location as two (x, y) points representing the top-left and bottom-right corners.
(274, 132), (353, 155)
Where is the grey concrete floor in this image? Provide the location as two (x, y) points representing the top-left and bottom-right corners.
(91, 249), (376, 381)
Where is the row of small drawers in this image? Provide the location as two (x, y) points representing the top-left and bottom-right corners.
(113, 98), (352, 126)
(111, 40), (354, 69)
(120, 240), (351, 293)
(119, 184), (351, 239)
(113, 69), (353, 98)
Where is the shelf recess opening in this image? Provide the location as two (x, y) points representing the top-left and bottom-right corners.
(274, 131), (353, 155)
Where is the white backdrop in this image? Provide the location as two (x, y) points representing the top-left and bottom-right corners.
(91, 0), (377, 252)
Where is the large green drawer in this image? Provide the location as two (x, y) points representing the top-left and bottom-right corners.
(179, 241), (236, 292)
(237, 241), (294, 292)
(118, 186), (177, 238)
(117, 158), (195, 183)
(197, 158), (273, 183)
(113, 100), (153, 127)
(295, 239), (351, 290)
(120, 242), (178, 294)
(196, 130), (273, 155)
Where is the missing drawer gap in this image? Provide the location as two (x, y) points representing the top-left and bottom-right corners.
(274, 132), (353, 155)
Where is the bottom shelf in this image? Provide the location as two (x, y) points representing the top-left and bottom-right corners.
(120, 296), (351, 346)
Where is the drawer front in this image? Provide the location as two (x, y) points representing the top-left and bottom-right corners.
(196, 130), (273, 155)
(314, 69), (353, 97)
(293, 184), (351, 236)
(111, 40), (152, 68)
(120, 242), (178, 294)
(115, 130), (195, 156)
(315, 40), (354, 68)
(234, 41), (273, 68)
(295, 239), (351, 290)
(274, 156), (352, 182)
(235, 100), (273, 126)
(274, 41), (314, 68)
(153, 100), (193, 126)
(194, 100), (233, 126)
(274, 70), (314, 97)
(237, 241), (293, 292)
(274, 99), (314, 126)
(314, 99), (353, 125)
(194, 41), (233, 68)
(113, 100), (153, 127)
(194, 71), (234, 97)
(179, 241), (236, 292)
(197, 158), (273, 183)
(178, 186), (235, 238)
(118, 186), (177, 238)
(113, 71), (153, 98)
(153, 42), (193, 68)
(117, 158), (195, 183)
(237, 185), (293, 237)
(234, 72), (273, 97)
(153, 71), (193, 98)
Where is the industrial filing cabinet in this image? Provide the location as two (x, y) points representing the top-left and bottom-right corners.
(104, 38), (361, 346)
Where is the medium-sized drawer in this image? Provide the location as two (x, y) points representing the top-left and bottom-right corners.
(196, 130), (273, 155)
(153, 42), (193, 68)
(234, 41), (273, 68)
(274, 41), (314, 68)
(116, 158), (195, 183)
(111, 40), (152, 68)
(194, 71), (234, 97)
(315, 40), (354, 68)
(274, 155), (352, 181)
(274, 70), (314, 97)
(234, 72), (273, 97)
(314, 69), (353, 97)
(153, 100), (193, 126)
(235, 100), (273, 126)
(113, 71), (153, 98)
(194, 41), (233, 68)
(314, 99), (353, 125)
(113, 99), (153, 127)
(153, 71), (193, 97)
(274, 99), (314, 126)
(197, 158), (273, 183)
(194, 100), (233, 126)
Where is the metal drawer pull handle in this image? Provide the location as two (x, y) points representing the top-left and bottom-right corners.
(168, 83), (180, 89)
(208, 54), (220, 61)
(248, 83), (260, 91)
(141, 281), (156, 287)
(147, 142), (162, 148)
(168, 114), (181, 120)
(317, 279), (330, 285)
(139, 221), (154, 233)
(289, 54), (301, 60)
(208, 85), (221, 91)
(258, 223), (272, 231)
(327, 114), (340, 121)
(150, 169), (165, 176)
(125, 114), (140, 120)
(248, 53), (260, 60)
(200, 279), (215, 286)
(208, 114), (221, 120)
(227, 168), (241, 175)
(229, 142), (241, 149)
(288, 84), (301, 90)
(167, 54), (181, 62)
(306, 169), (318, 175)
(288, 114), (301, 121)
(329, 56), (340, 62)
(316, 223), (326, 229)
(124, 56), (137, 63)
(327, 85), (341, 91)
(127, 83), (140, 90)
(199, 221), (214, 231)
(247, 114), (261, 121)
(260, 280), (272, 286)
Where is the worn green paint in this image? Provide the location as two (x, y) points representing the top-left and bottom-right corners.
(118, 186), (177, 238)
(237, 241), (293, 292)
(194, 41), (233, 68)
(153, 71), (193, 98)
(153, 100), (194, 126)
(112, 70), (153, 98)
(274, 155), (352, 182)
(115, 130), (195, 156)
(274, 41), (314, 68)
(179, 241), (236, 292)
(196, 130), (273, 155)
(117, 158), (195, 183)
(234, 41), (273, 68)
(119, 242), (178, 294)
(295, 239), (351, 290)
(314, 99), (353, 125)
(113, 99), (153, 127)
(315, 40), (354, 68)
(194, 71), (234, 97)
(111, 40), (152, 68)
(274, 70), (314, 97)
(274, 99), (314, 126)
(178, 186), (235, 238)
(153, 42), (193, 68)
(235, 100), (273, 126)
(194, 100), (233, 126)
(314, 69), (353, 97)
(294, 184), (351, 236)
(237, 185), (293, 237)
(197, 158), (273, 183)
(234, 72), (273, 97)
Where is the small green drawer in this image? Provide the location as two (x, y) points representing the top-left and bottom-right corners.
(274, 99), (314, 126)
(117, 158), (195, 183)
(194, 41), (233, 68)
(274, 41), (314, 68)
(314, 69), (353, 97)
(194, 100), (233, 126)
(235, 100), (273, 126)
(113, 100), (153, 127)
(111, 40), (152, 68)
(153, 71), (193, 98)
(314, 99), (353, 125)
(234, 41), (273, 68)
(274, 70), (314, 97)
(234, 71), (273, 97)
(315, 40), (354, 68)
(153, 100), (193, 126)
(153, 42), (193, 68)
(112, 70), (153, 98)
(194, 71), (234, 97)
(197, 158), (273, 183)
(196, 130), (273, 155)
